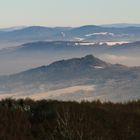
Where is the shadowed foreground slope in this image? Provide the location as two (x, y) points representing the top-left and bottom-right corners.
(0, 99), (140, 140)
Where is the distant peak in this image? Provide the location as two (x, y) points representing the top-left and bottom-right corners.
(84, 55), (95, 59)
(82, 55), (101, 62)
(81, 55), (110, 67)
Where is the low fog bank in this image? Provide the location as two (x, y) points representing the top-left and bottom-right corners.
(100, 54), (140, 67)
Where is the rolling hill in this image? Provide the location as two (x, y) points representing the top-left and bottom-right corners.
(0, 55), (140, 102)
(0, 40), (140, 75)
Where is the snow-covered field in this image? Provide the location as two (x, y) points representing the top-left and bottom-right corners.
(85, 32), (115, 37)
(75, 41), (129, 46)
(99, 41), (129, 46)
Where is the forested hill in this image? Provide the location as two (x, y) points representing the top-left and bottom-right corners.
(0, 99), (140, 140)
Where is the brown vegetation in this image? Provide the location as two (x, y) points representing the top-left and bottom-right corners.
(0, 98), (140, 140)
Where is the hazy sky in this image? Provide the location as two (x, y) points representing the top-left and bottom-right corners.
(0, 0), (139, 27)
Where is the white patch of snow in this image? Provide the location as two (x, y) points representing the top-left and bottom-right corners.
(61, 32), (66, 37)
(94, 66), (105, 69)
(74, 37), (85, 41)
(90, 65), (105, 69)
(99, 41), (129, 46)
(85, 32), (115, 37)
(74, 41), (129, 47)
(75, 42), (96, 46)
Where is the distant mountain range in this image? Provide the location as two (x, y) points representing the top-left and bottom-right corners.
(0, 55), (140, 102)
(1, 40), (140, 60)
(0, 25), (140, 102)
(101, 23), (140, 28)
(0, 40), (140, 75)
(1, 25), (140, 49)
(0, 26), (26, 32)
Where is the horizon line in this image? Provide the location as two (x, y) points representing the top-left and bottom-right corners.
(1, 23), (140, 29)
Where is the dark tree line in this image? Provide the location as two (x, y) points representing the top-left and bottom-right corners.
(0, 98), (140, 140)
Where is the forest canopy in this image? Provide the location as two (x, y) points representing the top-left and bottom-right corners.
(0, 98), (140, 140)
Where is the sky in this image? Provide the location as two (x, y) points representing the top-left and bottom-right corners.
(0, 0), (139, 27)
